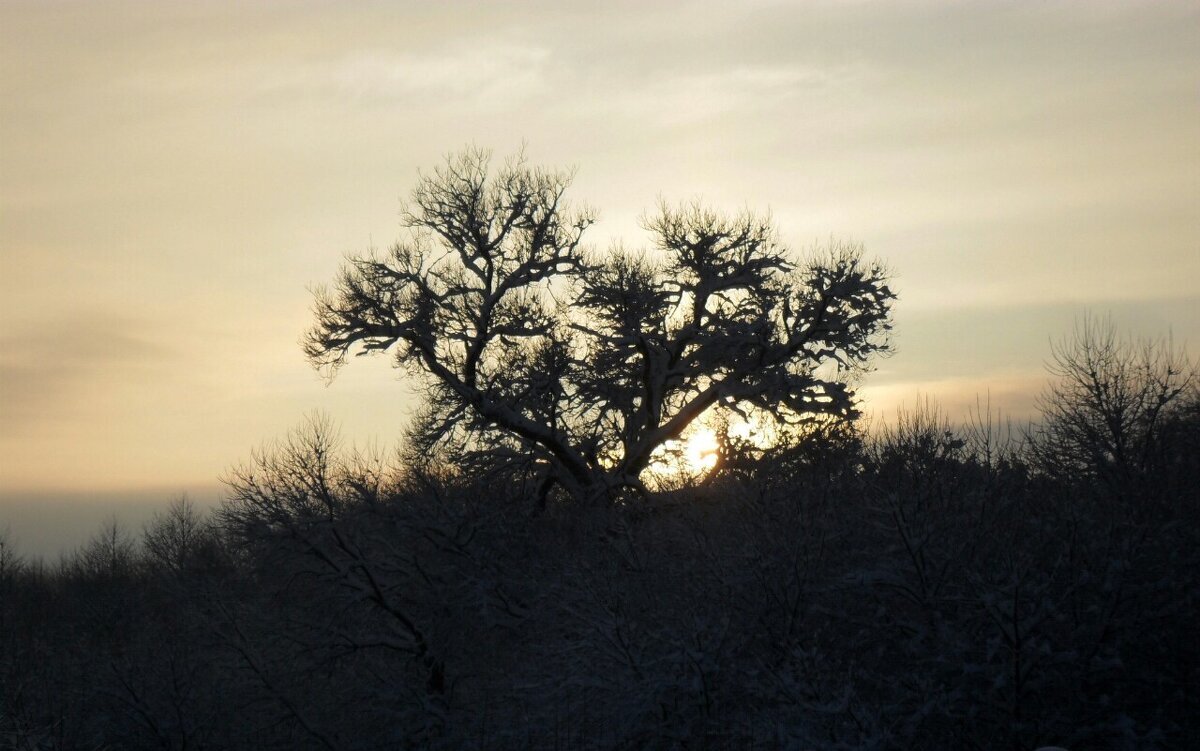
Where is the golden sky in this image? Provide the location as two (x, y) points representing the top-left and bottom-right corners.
(2, 0), (1198, 499)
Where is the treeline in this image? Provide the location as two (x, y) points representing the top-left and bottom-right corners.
(2, 323), (1197, 750)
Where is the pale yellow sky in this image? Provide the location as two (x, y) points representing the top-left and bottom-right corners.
(2, 0), (1198, 502)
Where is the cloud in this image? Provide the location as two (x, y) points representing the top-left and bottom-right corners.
(114, 40), (555, 112)
(0, 312), (171, 430)
(328, 44), (552, 106)
(1, 0), (1196, 497)
(571, 63), (861, 127)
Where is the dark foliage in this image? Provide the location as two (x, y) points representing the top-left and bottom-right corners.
(3, 328), (1197, 748)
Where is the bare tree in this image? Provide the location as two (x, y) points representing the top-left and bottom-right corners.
(306, 147), (894, 502)
(0, 526), (21, 644)
(1028, 315), (1197, 503)
(142, 495), (215, 577)
(75, 516), (138, 581)
(0, 526), (20, 582)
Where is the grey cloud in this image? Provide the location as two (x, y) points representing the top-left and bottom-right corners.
(0, 313), (172, 430)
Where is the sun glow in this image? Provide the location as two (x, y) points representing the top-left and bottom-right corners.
(684, 427), (720, 473)
(646, 409), (777, 482)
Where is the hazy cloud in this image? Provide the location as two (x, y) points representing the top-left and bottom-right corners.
(115, 41), (555, 110)
(569, 63), (863, 127)
(329, 44), (552, 105)
(0, 313), (171, 429)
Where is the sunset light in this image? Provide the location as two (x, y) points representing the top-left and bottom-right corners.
(684, 427), (720, 474)
(1, 3), (1196, 746)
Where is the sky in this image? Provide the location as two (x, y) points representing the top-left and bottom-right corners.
(2, 1), (1198, 553)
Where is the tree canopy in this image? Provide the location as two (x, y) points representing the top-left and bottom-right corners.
(305, 148), (894, 501)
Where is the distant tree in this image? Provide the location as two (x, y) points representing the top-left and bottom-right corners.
(142, 495), (217, 576)
(1028, 315), (1197, 504)
(0, 526), (21, 638)
(0, 525), (20, 583)
(305, 148), (894, 502)
(76, 516), (138, 581)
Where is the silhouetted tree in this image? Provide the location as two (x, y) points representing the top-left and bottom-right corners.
(0, 526), (22, 655)
(142, 494), (219, 577)
(0, 526), (20, 587)
(305, 147), (894, 503)
(1028, 315), (1197, 504)
(75, 516), (138, 581)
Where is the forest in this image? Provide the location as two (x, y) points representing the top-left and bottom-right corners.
(1, 151), (1197, 750)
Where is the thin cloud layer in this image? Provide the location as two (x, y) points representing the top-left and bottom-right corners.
(1, 0), (1197, 495)
(0, 313), (172, 429)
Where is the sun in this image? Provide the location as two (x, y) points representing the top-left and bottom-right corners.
(644, 424), (721, 480)
(644, 408), (776, 482)
(684, 427), (720, 473)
